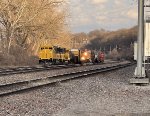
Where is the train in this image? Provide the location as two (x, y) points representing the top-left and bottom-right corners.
(39, 45), (104, 65)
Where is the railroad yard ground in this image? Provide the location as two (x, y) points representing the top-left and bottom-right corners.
(1, 63), (150, 115)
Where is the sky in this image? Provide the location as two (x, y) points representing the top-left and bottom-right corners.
(66, 0), (140, 33)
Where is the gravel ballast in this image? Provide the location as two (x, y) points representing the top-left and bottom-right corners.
(1, 64), (150, 115)
(0, 61), (127, 85)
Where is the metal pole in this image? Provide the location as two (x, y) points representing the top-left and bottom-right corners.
(130, 0), (149, 84)
(136, 0), (144, 77)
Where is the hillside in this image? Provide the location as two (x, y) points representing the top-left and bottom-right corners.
(72, 26), (138, 60)
(85, 26), (137, 50)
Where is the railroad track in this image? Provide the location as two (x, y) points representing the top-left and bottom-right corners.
(0, 64), (80, 76)
(0, 61), (118, 76)
(0, 62), (134, 97)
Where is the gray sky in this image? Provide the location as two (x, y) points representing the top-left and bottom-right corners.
(67, 0), (139, 33)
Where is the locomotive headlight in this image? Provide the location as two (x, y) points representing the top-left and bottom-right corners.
(81, 57), (85, 61)
(84, 52), (87, 56)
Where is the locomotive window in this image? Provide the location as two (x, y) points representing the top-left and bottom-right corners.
(54, 47), (60, 53)
(41, 47), (52, 50)
(59, 49), (63, 53)
(54, 47), (66, 53)
(60, 48), (66, 53)
(56, 48), (60, 52)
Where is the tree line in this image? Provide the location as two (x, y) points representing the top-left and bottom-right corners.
(72, 26), (138, 60)
(0, 0), (68, 65)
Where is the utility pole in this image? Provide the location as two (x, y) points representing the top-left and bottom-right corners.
(130, 0), (149, 84)
(100, 47), (101, 52)
(109, 45), (112, 54)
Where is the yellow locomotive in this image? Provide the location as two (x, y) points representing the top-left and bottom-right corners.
(39, 45), (70, 64)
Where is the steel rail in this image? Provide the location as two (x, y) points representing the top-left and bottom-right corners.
(0, 62), (134, 97)
(0, 65), (80, 76)
(0, 61), (118, 76)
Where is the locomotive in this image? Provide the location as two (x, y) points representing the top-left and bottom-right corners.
(39, 45), (70, 64)
(39, 45), (104, 65)
(70, 49), (95, 64)
(94, 52), (105, 63)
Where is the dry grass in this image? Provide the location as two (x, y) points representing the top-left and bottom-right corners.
(0, 46), (38, 66)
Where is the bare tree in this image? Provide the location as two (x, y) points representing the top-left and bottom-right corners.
(0, 0), (67, 54)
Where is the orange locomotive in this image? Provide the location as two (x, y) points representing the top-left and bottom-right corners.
(70, 49), (96, 64)
(80, 49), (95, 64)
